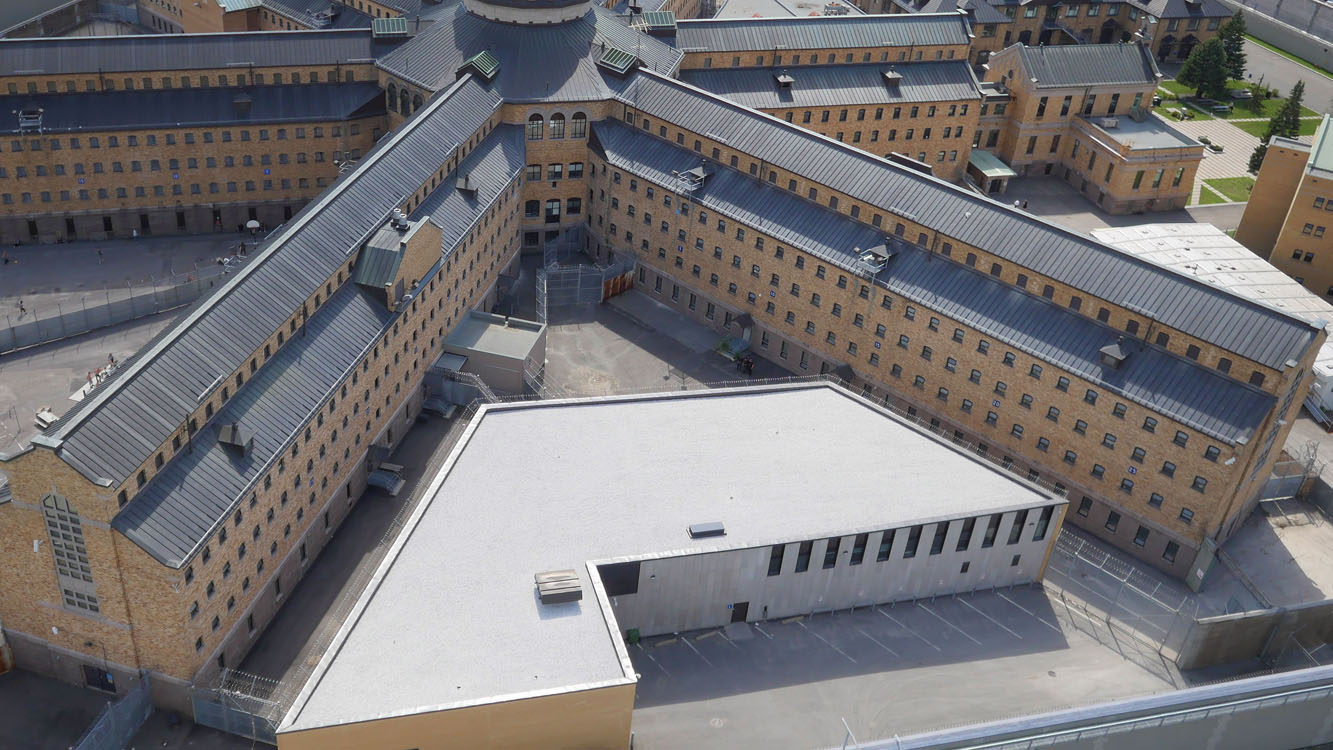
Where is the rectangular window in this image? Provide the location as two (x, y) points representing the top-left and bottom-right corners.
(1007, 510), (1028, 545)
(904, 525), (922, 558)
(850, 533), (868, 565)
(795, 541), (813, 572)
(822, 537), (841, 568)
(767, 544), (785, 576)
(876, 529), (896, 561)
(929, 522), (949, 555)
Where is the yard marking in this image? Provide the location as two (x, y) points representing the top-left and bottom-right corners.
(681, 635), (716, 667)
(959, 597), (1022, 639)
(854, 626), (899, 657)
(753, 624), (774, 640)
(797, 620), (857, 663)
(878, 608), (940, 652)
(916, 601), (982, 646)
(717, 630), (744, 651)
(997, 590), (1062, 633)
(636, 643), (672, 677)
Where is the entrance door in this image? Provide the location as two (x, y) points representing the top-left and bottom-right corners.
(83, 665), (115, 693)
(730, 601), (749, 623)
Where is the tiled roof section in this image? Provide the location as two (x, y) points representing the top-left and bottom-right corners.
(111, 285), (394, 568)
(680, 60), (981, 109)
(672, 13), (971, 52)
(0, 83), (385, 134)
(0, 29), (386, 76)
(40, 77), (503, 486)
(1016, 43), (1162, 88)
(591, 120), (1277, 444)
(1133, 0), (1231, 19)
(375, 4), (681, 96)
(607, 72), (1318, 370)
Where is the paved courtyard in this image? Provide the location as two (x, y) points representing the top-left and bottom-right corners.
(1002, 176), (1247, 233)
(629, 585), (1179, 749)
(0, 669), (110, 750)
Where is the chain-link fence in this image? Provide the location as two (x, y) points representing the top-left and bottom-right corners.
(0, 256), (242, 354)
(72, 673), (153, 750)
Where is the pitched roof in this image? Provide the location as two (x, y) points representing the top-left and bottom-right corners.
(1132, 0), (1231, 19)
(0, 83), (385, 134)
(35, 76), (503, 489)
(672, 12), (970, 52)
(0, 29), (385, 76)
(592, 120), (1276, 444)
(607, 71), (1318, 371)
(1015, 43), (1162, 88)
(680, 60), (981, 109)
(375, 4), (681, 96)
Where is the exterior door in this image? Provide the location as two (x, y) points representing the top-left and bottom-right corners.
(730, 601), (749, 623)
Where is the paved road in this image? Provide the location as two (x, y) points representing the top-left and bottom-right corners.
(1241, 39), (1333, 115)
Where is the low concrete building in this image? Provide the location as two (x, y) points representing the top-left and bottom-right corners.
(440, 311), (546, 395)
(277, 382), (1065, 749)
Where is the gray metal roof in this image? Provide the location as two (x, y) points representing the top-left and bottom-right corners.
(608, 71), (1319, 371)
(417, 125), (527, 248)
(0, 29), (384, 76)
(40, 76), (503, 490)
(1132, 0), (1231, 19)
(264, 0), (375, 28)
(111, 285), (394, 568)
(0, 83), (385, 134)
(680, 61), (981, 109)
(592, 119), (1278, 444)
(1015, 43), (1162, 89)
(375, 4), (681, 97)
(903, 0), (1010, 24)
(672, 13), (971, 52)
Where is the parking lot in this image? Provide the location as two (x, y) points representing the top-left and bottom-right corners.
(629, 584), (1179, 749)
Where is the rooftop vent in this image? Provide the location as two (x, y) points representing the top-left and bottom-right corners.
(1099, 337), (1129, 369)
(458, 50), (500, 83)
(457, 171), (477, 195)
(642, 10), (677, 35)
(882, 68), (903, 89)
(857, 242), (897, 273)
(1098, 117), (1120, 129)
(217, 422), (254, 456)
(232, 92), (252, 116)
(775, 70), (795, 89)
(688, 521), (726, 539)
(16, 105), (43, 134)
(597, 45), (639, 78)
(371, 16), (409, 38)
(535, 569), (582, 604)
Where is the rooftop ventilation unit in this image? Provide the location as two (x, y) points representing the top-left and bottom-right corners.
(882, 68), (903, 89)
(16, 106), (43, 134)
(775, 71), (795, 89)
(857, 242), (896, 274)
(642, 10), (677, 34)
(596, 45), (639, 78)
(232, 92), (252, 116)
(1098, 117), (1120, 129)
(456, 171), (477, 195)
(217, 422), (254, 456)
(1099, 338), (1129, 369)
(688, 521), (726, 539)
(457, 50), (500, 83)
(535, 569), (582, 604)
(372, 16), (409, 38)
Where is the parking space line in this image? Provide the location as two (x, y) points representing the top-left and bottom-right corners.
(958, 597), (1022, 639)
(854, 626), (899, 657)
(635, 643), (672, 677)
(797, 620), (857, 663)
(997, 590), (1062, 633)
(681, 635), (716, 668)
(916, 601), (983, 646)
(717, 630), (744, 650)
(877, 608), (941, 652)
(753, 624), (774, 640)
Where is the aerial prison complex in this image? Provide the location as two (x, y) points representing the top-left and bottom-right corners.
(0, 0), (1320, 737)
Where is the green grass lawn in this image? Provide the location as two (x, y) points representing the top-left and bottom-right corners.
(1231, 117), (1324, 138)
(1198, 187), (1228, 205)
(1246, 34), (1333, 79)
(1204, 176), (1255, 202)
(1159, 78), (1319, 120)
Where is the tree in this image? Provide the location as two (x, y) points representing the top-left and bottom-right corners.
(1219, 10), (1247, 81)
(1177, 38), (1230, 100)
(1248, 81), (1306, 172)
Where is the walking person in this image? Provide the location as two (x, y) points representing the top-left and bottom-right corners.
(97, 248), (104, 264)
(17, 298), (25, 317)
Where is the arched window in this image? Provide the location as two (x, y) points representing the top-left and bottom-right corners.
(386, 82), (398, 112)
(571, 112), (587, 138)
(400, 88), (411, 115)
(527, 114), (544, 141)
(412, 94), (423, 112)
(549, 113), (566, 139)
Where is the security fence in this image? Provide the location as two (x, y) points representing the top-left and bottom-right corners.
(72, 673), (153, 750)
(0, 257), (239, 354)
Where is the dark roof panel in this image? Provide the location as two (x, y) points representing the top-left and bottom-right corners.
(673, 13), (971, 52)
(681, 60), (981, 109)
(1016, 43), (1162, 88)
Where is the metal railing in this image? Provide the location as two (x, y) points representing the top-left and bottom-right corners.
(73, 673), (153, 750)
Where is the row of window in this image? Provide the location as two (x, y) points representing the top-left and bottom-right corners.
(1, 149), (347, 179)
(5, 69), (357, 96)
(766, 507), (1054, 577)
(524, 162), (585, 182)
(787, 103), (970, 126)
(3, 125), (354, 154)
(1075, 497), (1185, 563)
(525, 113), (588, 141)
(698, 47), (959, 69)
(2, 179), (326, 206)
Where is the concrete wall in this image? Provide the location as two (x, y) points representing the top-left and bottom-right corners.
(606, 506), (1061, 638)
(1219, 0), (1333, 73)
(1175, 598), (1333, 670)
(276, 682), (635, 750)
(1, 0), (105, 38)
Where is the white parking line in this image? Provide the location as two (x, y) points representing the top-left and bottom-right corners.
(997, 590), (1062, 633)
(797, 620), (857, 663)
(753, 624), (774, 640)
(916, 601), (982, 646)
(681, 635), (716, 668)
(878, 608), (941, 652)
(959, 597), (1023, 639)
(854, 626), (899, 657)
(635, 643), (673, 677)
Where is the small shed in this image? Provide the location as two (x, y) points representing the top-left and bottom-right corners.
(967, 150), (1018, 195)
(440, 311), (546, 394)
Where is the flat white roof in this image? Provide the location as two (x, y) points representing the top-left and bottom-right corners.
(280, 383), (1056, 733)
(713, 0), (862, 18)
(1091, 223), (1333, 372)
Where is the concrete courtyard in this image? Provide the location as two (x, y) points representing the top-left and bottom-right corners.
(0, 669), (113, 750)
(1001, 176), (1247, 234)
